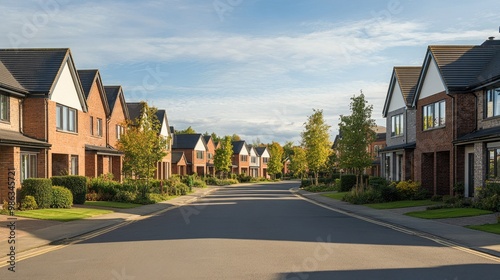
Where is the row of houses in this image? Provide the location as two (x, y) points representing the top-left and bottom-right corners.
(0, 48), (271, 203)
(380, 37), (500, 197)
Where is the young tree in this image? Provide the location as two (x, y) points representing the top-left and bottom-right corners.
(231, 134), (241, 141)
(301, 109), (331, 186)
(214, 136), (233, 178)
(117, 102), (168, 184)
(267, 142), (284, 179)
(176, 126), (196, 134)
(288, 146), (307, 179)
(337, 92), (376, 189)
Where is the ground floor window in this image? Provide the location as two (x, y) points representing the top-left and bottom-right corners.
(487, 148), (500, 179)
(70, 155), (79, 175)
(21, 153), (37, 182)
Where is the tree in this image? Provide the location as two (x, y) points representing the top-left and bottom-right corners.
(301, 109), (331, 186)
(214, 136), (233, 178)
(282, 141), (294, 165)
(176, 126), (196, 134)
(267, 142), (284, 179)
(231, 134), (241, 141)
(288, 146), (307, 179)
(118, 102), (168, 185)
(337, 92), (376, 189)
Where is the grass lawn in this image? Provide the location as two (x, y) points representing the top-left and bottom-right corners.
(366, 200), (442, 209)
(406, 208), (493, 219)
(16, 208), (113, 222)
(466, 223), (500, 235)
(84, 201), (142, 209)
(322, 192), (348, 200)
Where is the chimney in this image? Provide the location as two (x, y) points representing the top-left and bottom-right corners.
(489, 36), (495, 40)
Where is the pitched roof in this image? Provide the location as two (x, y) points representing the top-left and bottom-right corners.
(172, 133), (205, 149)
(454, 126), (500, 145)
(203, 135), (212, 144)
(0, 48), (69, 94)
(171, 151), (187, 164)
(104, 86), (121, 111)
(232, 140), (247, 154)
(255, 146), (268, 156)
(126, 102), (143, 122)
(0, 60), (27, 95)
(77, 69), (98, 99)
(0, 129), (51, 148)
(155, 109), (171, 136)
(394, 66), (421, 105)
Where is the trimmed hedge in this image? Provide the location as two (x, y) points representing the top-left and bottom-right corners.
(340, 175), (356, 192)
(19, 195), (38, 210)
(51, 176), (87, 204)
(20, 178), (52, 209)
(51, 186), (73, 208)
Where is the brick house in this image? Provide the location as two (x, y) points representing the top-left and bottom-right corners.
(247, 145), (259, 177)
(255, 146), (270, 178)
(412, 41), (499, 195)
(203, 135), (216, 176)
(231, 140), (250, 175)
(0, 49), (88, 181)
(172, 133), (207, 175)
(367, 127), (386, 177)
(171, 151), (187, 176)
(155, 109), (172, 180)
(380, 67), (420, 181)
(0, 59), (51, 202)
(104, 86), (128, 181)
(78, 70), (124, 180)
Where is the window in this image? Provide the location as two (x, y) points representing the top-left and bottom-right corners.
(488, 148), (500, 179)
(251, 156), (257, 163)
(70, 155), (78, 175)
(0, 94), (8, 121)
(116, 125), (125, 140)
(423, 100), (445, 130)
(208, 153), (213, 159)
(20, 153), (37, 182)
(90, 116), (94, 135)
(97, 118), (103, 137)
(263, 157), (269, 163)
(241, 155), (248, 162)
(56, 104), (77, 132)
(486, 88), (500, 118)
(196, 151), (204, 159)
(391, 114), (403, 137)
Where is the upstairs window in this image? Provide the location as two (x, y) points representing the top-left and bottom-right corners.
(116, 125), (125, 140)
(97, 118), (103, 137)
(0, 94), (8, 121)
(263, 157), (269, 163)
(251, 156), (257, 163)
(486, 88), (500, 118)
(241, 155), (248, 162)
(56, 104), (77, 132)
(423, 100), (445, 130)
(391, 114), (403, 137)
(196, 151), (204, 159)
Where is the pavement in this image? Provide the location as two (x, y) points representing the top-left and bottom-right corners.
(293, 188), (500, 258)
(1, 183), (499, 261)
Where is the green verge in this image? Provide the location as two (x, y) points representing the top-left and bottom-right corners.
(84, 201), (142, 209)
(366, 200), (442, 209)
(16, 208), (113, 222)
(466, 223), (500, 235)
(322, 192), (349, 200)
(405, 208), (493, 219)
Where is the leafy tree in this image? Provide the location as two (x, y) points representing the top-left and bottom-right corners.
(176, 126), (196, 134)
(282, 141), (294, 165)
(288, 146), (307, 179)
(214, 136), (233, 178)
(337, 92), (376, 189)
(267, 142), (284, 179)
(118, 102), (168, 185)
(301, 109), (331, 186)
(231, 134), (241, 141)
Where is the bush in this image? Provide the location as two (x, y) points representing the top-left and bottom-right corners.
(88, 177), (122, 200)
(431, 194), (443, 201)
(134, 193), (170, 205)
(302, 184), (338, 193)
(340, 175), (356, 192)
(51, 186), (73, 208)
(51, 176), (87, 204)
(395, 180), (421, 200)
(369, 177), (389, 190)
(113, 191), (137, 203)
(20, 178), (52, 208)
(472, 182), (500, 211)
(342, 187), (381, 204)
(19, 195), (38, 210)
(193, 179), (207, 188)
(379, 185), (400, 202)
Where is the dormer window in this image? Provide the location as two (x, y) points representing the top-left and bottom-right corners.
(485, 88), (500, 118)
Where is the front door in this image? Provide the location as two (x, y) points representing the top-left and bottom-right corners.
(468, 153), (475, 197)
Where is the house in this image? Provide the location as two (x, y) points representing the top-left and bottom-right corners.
(255, 146), (270, 178)
(171, 151), (188, 176)
(203, 135), (216, 176)
(231, 140), (250, 175)
(104, 85), (129, 181)
(79, 70), (124, 181)
(367, 126), (386, 177)
(0, 59), (51, 202)
(247, 145), (259, 177)
(155, 109), (172, 180)
(0, 48), (88, 181)
(172, 133), (207, 175)
(411, 39), (500, 195)
(380, 67), (420, 181)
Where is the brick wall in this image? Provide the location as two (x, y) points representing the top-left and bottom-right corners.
(85, 81), (107, 147)
(0, 146), (20, 202)
(0, 96), (20, 131)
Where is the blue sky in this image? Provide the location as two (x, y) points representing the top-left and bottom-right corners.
(1, 0), (499, 144)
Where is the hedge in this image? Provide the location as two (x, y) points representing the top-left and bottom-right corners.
(20, 178), (52, 209)
(340, 175), (357, 192)
(51, 176), (87, 204)
(51, 186), (73, 208)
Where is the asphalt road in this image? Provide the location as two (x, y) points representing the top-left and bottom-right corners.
(3, 181), (500, 279)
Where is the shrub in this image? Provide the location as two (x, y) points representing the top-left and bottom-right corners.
(395, 180), (421, 200)
(20, 178), (52, 208)
(340, 175), (356, 192)
(237, 174), (252, 183)
(302, 184), (337, 193)
(379, 185), (400, 202)
(88, 177), (122, 200)
(342, 187), (381, 204)
(51, 176), (87, 204)
(472, 182), (500, 211)
(193, 179), (207, 188)
(431, 194), (443, 201)
(19, 195), (38, 210)
(113, 191), (137, 203)
(369, 177), (389, 190)
(50, 186), (73, 208)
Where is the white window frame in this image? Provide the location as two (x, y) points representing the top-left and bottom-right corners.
(97, 118), (103, 137)
(0, 94), (9, 122)
(56, 104), (77, 132)
(391, 114), (403, 137)
(20, 152), (37, 182)
(70, 155), (78, 175)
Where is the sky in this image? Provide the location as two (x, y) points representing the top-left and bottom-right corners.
(1, 0), (499, 145)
